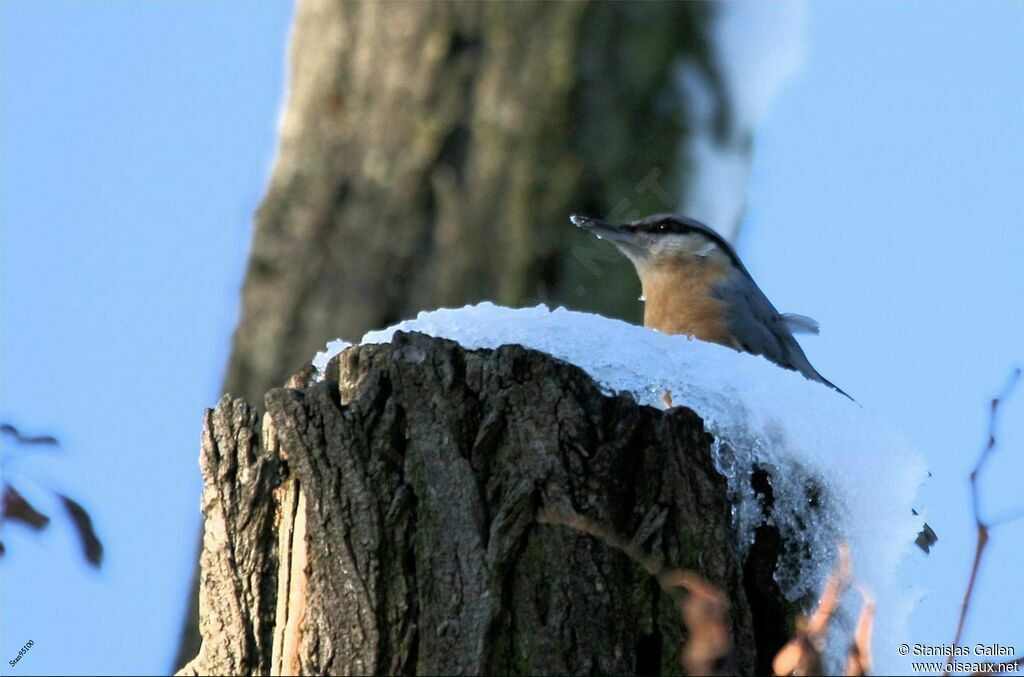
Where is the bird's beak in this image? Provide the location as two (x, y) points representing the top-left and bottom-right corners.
(570, 214), (633, 243)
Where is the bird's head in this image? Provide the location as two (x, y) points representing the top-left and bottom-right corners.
(570, 213), (743, 276)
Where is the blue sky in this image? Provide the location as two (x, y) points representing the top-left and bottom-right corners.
(2, 2), (1022, 675)
(744, 0), (1024, 665)
(1, 2), (293, 674)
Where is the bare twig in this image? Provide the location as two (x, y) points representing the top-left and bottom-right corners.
(844, 589), (875, 676)
(773, 626), (823, 676)
(806, 543), (852, 639)
(773, 543), (852, 676)
(537, 506), (733, 676)
(945, 367), (1021, 675)
(536, 507), (665, 580)
(661, 569), (732, 676)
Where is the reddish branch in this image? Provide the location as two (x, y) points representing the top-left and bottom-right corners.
(770, 544), (878, 677)
(945, 367), (1021, 676)
(539, 508), (880, 676)
(844, 590), (875, 677)
(537, 507), (733, 676)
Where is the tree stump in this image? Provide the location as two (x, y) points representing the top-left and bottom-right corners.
(180, 0), (751, 667)
(179, 332), (785, 675)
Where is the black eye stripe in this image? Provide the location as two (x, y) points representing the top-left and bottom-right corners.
(622, 214), (752, 277)
(641, 220), (689, 234)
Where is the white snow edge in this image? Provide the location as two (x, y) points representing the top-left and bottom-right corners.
(313, 302), (928, 674)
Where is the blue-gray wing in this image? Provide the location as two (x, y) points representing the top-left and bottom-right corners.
(712, 274), (849, 398)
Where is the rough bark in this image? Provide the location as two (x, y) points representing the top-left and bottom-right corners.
(178, 2), (745, 665)
(178, 332), (791, 676)
(177, 400), (281, 677)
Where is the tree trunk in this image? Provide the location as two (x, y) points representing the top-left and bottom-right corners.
(178, 332), (785, 676)
(180, 0), (751, 667)
(223, 0), (731, 409)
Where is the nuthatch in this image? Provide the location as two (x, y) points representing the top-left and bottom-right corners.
(571, 213), (848, 398)
(573, 213), (943, 552)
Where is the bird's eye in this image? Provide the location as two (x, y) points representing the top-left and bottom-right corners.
(657, 223), (668, 232)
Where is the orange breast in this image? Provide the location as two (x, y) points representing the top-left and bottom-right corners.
(640, 257), (739, 349)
